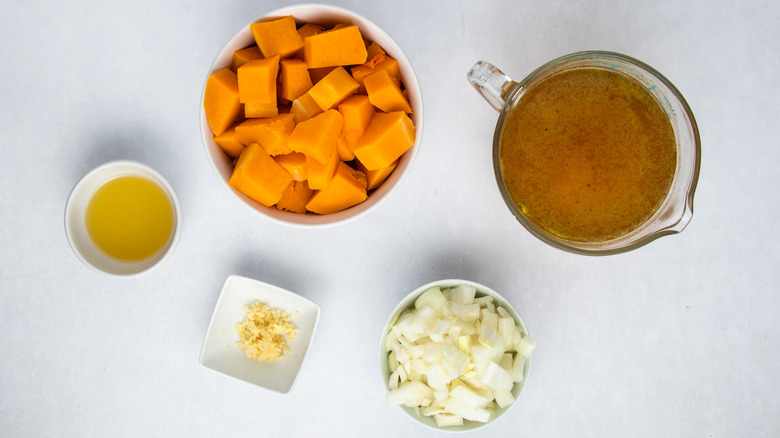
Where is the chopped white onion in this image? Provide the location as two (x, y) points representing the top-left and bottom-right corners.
(386, 380), (434, 406)
(384, 285), (535, 426)
(450, 384), (491, 409)
(451, 303), (480, 323)
(479, 361), (514, 391)
(415, 286), (447, 311)
(450, 284), (477, 304)
(494, 389), (515, 408)
(444, 397), (491, 423)
(434, 413), (464, 427)
(427, 319), (450, 341)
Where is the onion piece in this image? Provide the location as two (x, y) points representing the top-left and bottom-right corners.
(450, 284), (477, 304)
(479, 361), (513, 391)
(415, 286), (447, 311)
(494, 389), (515, 408)
(444, 397), (491, 423)
(386, 380), (434, 406)
(434, 413), (464, 427)
(450, 385), (491, 409)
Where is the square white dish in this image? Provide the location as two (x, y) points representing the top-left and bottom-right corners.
(199, 275), (320, 394)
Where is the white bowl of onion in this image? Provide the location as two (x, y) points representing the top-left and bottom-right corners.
(379, 279), (535, 431)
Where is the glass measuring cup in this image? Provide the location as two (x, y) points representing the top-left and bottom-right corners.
(467, 51), (701, 255)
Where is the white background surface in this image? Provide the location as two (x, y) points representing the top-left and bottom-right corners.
(1, 0), (778, 437)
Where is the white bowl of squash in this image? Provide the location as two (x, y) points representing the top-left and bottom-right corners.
(200, 4), (423, 228)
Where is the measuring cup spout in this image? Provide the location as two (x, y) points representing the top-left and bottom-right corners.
(467, 61), (516, 111)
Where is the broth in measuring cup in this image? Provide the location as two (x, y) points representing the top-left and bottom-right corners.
(498, 67), (677, 242)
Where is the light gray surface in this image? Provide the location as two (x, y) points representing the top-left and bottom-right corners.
(1, 0), (778, 437)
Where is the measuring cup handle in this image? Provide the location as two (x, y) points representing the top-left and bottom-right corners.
(467, 61), (516, 112)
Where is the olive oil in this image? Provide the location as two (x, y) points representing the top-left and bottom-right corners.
(85, 175), (174, 262)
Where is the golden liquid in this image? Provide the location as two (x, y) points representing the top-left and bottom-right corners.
(86, 175), (174, 262)
(499, 67), (677, 242)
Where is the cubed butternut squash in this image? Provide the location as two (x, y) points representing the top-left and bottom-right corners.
(294, 24), (326, 60)
(306, 148), (340, 190)
(307, 66), (359, 111)
(308, 66), (336, 85)
(351, 55), (400, 94)
(250, 16), (304, 58)
(204, 68), (241, 136)
(303, 25), (368, 68)
(290, 92), (324, 123)
(365, 41), (386, 60)
(336, 134), (354, 161)
(229, 143), (293, 207)
(363, 54), (386, 69)
(297, 23), (327, 39)
(237, 55), (280, 104)
(274, 152), (307, 181)
(305, 162), (368, 214)
(205, 15), (418, 215)
(353, 111), (415, 171)
(213, 126), (245, 158)
(364, 69), (412, 113)
(280, 59), (313, 101)
(357, 158), (398, 190)
(231, 46), (263, 71)
(338, 94), (374, 150)
(287, 109), (343, 164)
(234, 113), (295, 156)
(276, 180), (314, 214)
(243, 101), (279, 118)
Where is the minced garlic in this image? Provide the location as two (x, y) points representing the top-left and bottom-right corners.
(235, 301), (297, 362)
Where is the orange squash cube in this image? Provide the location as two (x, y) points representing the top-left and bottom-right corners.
(237, 55), (280, 104)
(231, 46), (263, 71)
(351, 56), (400, 94)
(365, 42), (386, 60)
(308, 66), (336, 85)
(204, 68), (241, 136)
(229, 143), (293, 208)
(306, 148), (340, 190)
(357, 158), (398, 190)
(280, 59), (313, 101)
(290, 92), (324, 123)
(338, 95), (374, 150)
(307, 67), (359, 111)
(305, 162), (368, 214)
(234, 113), (295, 156)
(276, 180), (314, 214)
(274, 152), (308, 181)
(243, 101), (278, 118)
(353, 111), (415, 171)
(250, 16), (304, 58)
(297, 23), (326, 39)
(303, 25), (368, 68)
(364, 69), (412, 114)
(336, 134), (354, 161)
(213, 126), (244, 158)
(287, 109), (343, 164)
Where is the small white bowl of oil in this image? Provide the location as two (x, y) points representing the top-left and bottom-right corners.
(64, 160), (181, 277)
